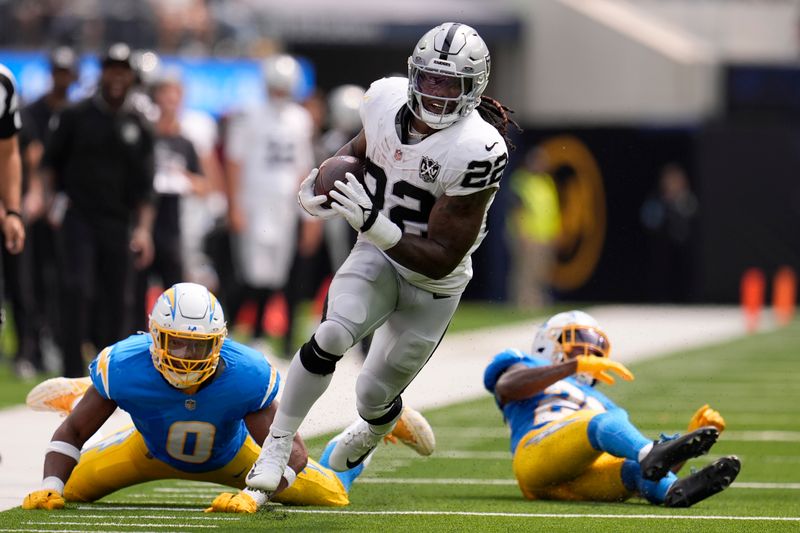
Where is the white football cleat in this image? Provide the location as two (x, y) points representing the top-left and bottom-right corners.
(327, 418), (385, 472)
(246, 431), (294, 493)
(26, 377), (92, 415)
(384, 406), (436, 456)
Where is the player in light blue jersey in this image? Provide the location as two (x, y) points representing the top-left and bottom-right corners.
(23, 282), (434, 512)
(484, 310), (740, 508)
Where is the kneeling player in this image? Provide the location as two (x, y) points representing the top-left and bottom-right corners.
(23, 282), (434, 512)
(484, 310), (740, 508)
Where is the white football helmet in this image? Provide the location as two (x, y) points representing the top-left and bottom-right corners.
(149, 282), (227, 389)
(263, 54), (302, 97)
(531, 310), (612, 386)
(328, 84), (365, 133)
(407, 22), (490, 129)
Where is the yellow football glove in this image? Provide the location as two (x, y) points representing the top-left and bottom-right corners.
(688, 404), (726, 433)
(22, 489), (65, 510)
(575, 356), (635, 385)
(204, 491), (259, 514)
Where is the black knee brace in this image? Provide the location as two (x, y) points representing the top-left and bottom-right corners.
(299, 335), (343, 376)
(363, 396), (404, 426)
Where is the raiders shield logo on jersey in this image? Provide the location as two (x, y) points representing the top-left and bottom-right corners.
(419, 156), (441, 183)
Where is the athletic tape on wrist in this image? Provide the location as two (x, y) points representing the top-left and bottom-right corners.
(41, 476), (65, 494)
(364, 214), (402, 250)
(46, 441), (81, 462)
(283, 465), (297, 488)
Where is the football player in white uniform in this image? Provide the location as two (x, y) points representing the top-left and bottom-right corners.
(225, 54), (315, 353)
(247, 22), (520, 494)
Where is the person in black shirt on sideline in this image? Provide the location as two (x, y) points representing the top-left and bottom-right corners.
(132, 71), (205, 330)
(8, 47), (78, 378)
(41, 43), (155, 377)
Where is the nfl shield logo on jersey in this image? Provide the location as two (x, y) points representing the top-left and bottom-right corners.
(184, 399), (196, 411)
(419, 156), (441, 183)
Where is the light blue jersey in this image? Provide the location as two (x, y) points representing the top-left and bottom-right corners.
(484, 349), (620, 454)
(89, 334), (280, 473)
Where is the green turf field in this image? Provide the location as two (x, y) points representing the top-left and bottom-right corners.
(3, 319), (799, 532)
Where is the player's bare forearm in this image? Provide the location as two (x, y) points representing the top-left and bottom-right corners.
(0, 137), (22, 211)
(495, 361), (579, 405)
(44, 387), (117, 482)
(288, 433), (308, 476)
(385, 188), (495, 279)
(334, 129), (366, 160)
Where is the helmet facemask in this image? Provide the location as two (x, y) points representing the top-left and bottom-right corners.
(407, 63), (482, 129)
(548, 324), (611, 386)
(151, 329), (224, 389)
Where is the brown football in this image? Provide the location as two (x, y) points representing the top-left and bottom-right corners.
(314, 155), (365, 208)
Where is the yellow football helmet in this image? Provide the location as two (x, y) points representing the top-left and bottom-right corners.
(532, 310), (611, 385)
(149, 283), (227, 389)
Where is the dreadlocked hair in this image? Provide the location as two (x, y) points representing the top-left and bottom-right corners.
(477, 96), (523, 151)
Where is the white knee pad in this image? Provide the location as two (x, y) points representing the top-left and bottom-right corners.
(314, 319), (355, 356)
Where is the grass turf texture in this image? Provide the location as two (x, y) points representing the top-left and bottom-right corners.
(2, 318), (799, 531)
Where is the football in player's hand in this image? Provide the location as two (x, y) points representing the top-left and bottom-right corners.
(314, 155), (365, 208)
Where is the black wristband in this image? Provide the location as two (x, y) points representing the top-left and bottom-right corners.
(361, 207), (379, 233)
(5, 210), (22, 220)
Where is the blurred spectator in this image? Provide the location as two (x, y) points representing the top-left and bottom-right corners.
(318, 84), (365, 272)
(133, 71), (205, 330)
(41, 43), (155, 377)
(151, 0), (214, 55)
(506, 146), (561, 309)
(224, 54), (315, 357)
(640, 162), (698, 302)
(6, 47), (78, 378)
(178, 75), (227, 291)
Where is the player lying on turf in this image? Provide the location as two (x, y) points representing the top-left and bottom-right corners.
(483, 310), (740, 508)
(23, 282), (434, 512)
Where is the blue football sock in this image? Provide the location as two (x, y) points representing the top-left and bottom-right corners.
(587, 409), (652, 460)
(318, 439), (365, 492)
(621, 459), (676, 504)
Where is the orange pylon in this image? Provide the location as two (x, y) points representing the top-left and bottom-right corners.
(740, 268), (765, 333)
(772, 266), (796, 327)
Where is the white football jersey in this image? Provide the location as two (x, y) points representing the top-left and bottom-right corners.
(226, 101), (314, 286)
(360, 77), (508, 295)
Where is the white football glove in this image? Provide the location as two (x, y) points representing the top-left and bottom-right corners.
(329, 172), (402, 250)
(298, 169), (338, 220)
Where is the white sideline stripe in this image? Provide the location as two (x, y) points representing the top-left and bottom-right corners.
(735, 482), (800, 490)
(284, 510), (800, 521)
(436, 451), (509, 459)
(72, 515), (236, 521)
(72, 506), (800, 522)
(0, 530), (160, 533)
(152, 488), (221, 494)
(78, 505), (205, 512)
(23, 521), (216, 529)
(434, 428), (800, 442)
(359, 477), (516, 485)
(356, 477), (800, 490)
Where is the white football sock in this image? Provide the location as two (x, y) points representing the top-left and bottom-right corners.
(271, 352), (333, 434)
(638, 442), (654, 462)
